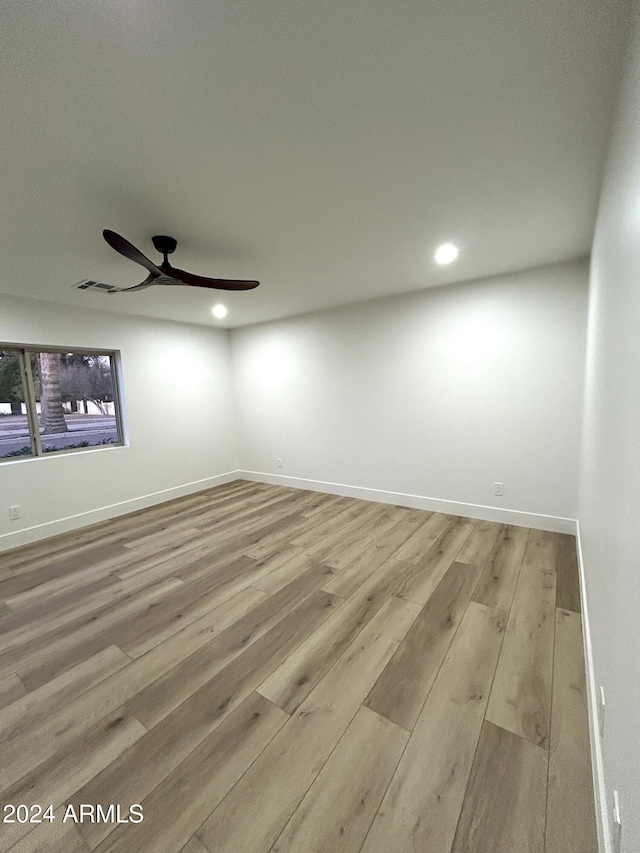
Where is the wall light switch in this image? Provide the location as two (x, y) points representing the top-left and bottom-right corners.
(277, 458), (283, 469)
(9, 505), (21, 521)
(494, 482), (504, 496)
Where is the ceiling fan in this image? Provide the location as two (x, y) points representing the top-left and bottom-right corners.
(102, 230), (260, 293)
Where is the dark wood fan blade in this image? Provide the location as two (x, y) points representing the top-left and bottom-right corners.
(107, 274), (157, 293)
(103, 230), (162, 276)
(162, 265), (260, 291)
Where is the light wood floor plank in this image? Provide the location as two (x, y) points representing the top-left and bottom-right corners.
(456, 518), (503, 570)
(0, 482), (596, 853)
(364, 560), (482, 731)
(321, 505), (413, 571)
(0, 543), (127, 597)
(179, 838), (209, 853)
(124, 581), (272, 661)
(127, 563), (337, 728)
(0, 645), (131, 746)
(241, 508), (342, 562)
(122, 526), (203, 555)
(13, 577), (184, 690)
(0, 481), (256, 575)
(166, 536), (286, 586)
(3, 572), (119, 617)
(115, 556), (263, 658)
(239, 516), (318, 562)
(320, 512), (425, 599)
(82, 693), (288, 852)
(252, 550), (319, 595)
(451, 720), (547, 853)
(485, 529), (558, 748)
(250, 542), (307, 580)
(305, 503), (389, 561)
(113, 531), (235, 580)
(1, 557), (121, 613)
(196, 596), (421, 853)
(69, 592), (332, 824)
(556, 534), (581, 613)
(148, 485), (269, 525)
(0, 569), (180, 651)
(393, 515), (475, 606)
(546, 608), (598, 853)
(272, 706), (408, 853)
(0, 708), (146, 850)
(119, 584), (267, 671)
(360, 602), (505, 853)
(0, 570), (180, 659)
(5, 821), (90, 853)
(299, 494), (350, 519)
(289, 503), (372, 551)
(472, 524), (529, 612)
(392, 511), (451, 563)
(167, 494), (305, 562)
(0, 566), (15, 584)
(0, 672), (26, 710)
(70, 591), (341, 842)
(0, 589), (270, 789)
(258, 557), (414, 714)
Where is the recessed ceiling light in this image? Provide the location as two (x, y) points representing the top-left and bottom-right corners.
(434, 243), (459, 265)
(212, 304), (228, 319)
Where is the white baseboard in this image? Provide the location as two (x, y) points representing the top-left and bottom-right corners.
(575, 521), (610, 853)
(0, 471), (240, 553)
(1, 468), (577, 554)
(239, 470), (577, 534)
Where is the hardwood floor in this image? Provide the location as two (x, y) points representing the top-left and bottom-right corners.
(0, 480), (596, 852)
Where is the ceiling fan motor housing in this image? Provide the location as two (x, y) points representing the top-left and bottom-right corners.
(152, 235), (177, 255)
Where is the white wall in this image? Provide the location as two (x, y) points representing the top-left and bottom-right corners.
(0, 294), (237, 550)
(0, 262), (589, 546)
(579, 9), (640, 852)
(231, 260), (588, 528)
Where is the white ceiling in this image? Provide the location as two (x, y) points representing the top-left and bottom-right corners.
(0, 0), (631, 329)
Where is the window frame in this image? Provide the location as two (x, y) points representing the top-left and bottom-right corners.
(0, 342), (126, 463)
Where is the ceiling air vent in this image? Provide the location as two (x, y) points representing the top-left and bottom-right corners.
(73, 278), (118, 293)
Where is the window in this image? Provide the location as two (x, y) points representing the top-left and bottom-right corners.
(0, 346), (124, 461)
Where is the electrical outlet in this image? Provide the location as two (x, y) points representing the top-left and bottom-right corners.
(599, 686), (606, 738)
(277, 458), (283, 469)
(612, 790), (622, 853)
(9, 505), (21, 521)
(494, 482), (504, 496)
